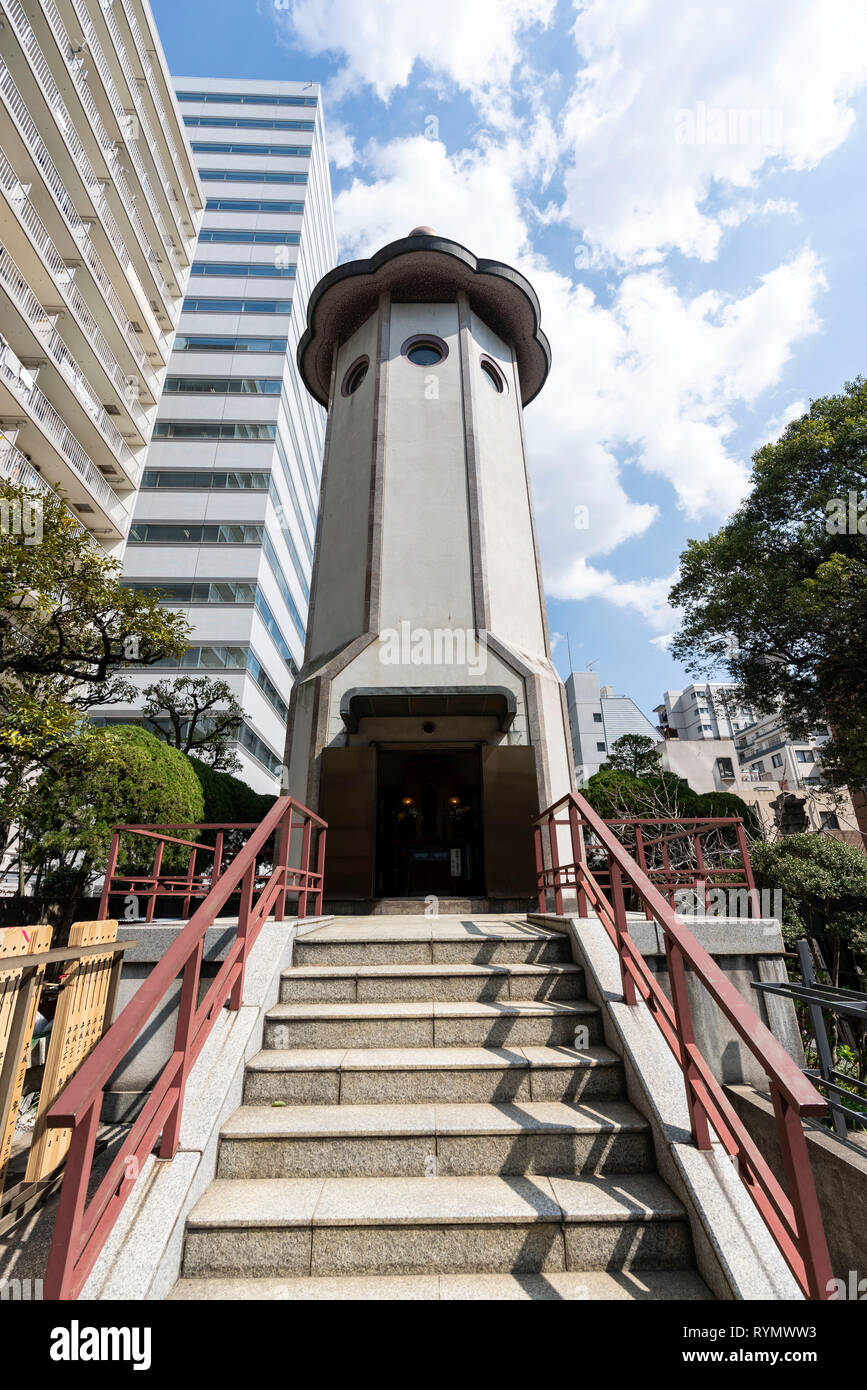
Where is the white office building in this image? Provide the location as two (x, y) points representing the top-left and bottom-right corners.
(0, 0), (202, 550)
(100, 77), (337, 792)
(655, 683), (760, 743)
(565, 671), (660, 784)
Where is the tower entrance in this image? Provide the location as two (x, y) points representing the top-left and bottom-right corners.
(375, 748), (485, 898)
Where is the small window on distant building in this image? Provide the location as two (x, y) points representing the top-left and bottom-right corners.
(701, 724), (711, 732)
(772, 754), (783, 767)
(596, 742), (606, 752)
(716, 758), (734, 780)
(593, 712), (603, 723)
(796, 750), (815, 763)
(820, 811), (840, 830)
(752, 761), (765, 775)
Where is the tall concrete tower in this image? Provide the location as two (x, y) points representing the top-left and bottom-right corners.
(285, 229), (574, 906)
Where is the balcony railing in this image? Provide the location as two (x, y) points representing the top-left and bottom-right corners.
(0, 335), (123, 519)
(38, 0), (183, 291)
(104, 0), (199, 216)
(75, 0), (191, 253)
(0, 147), (153, 419)
(0, 69), (159, 393)
(1, 0), (171, 309)
(0, 238), (140, 479)
(0, 431), (86, 533)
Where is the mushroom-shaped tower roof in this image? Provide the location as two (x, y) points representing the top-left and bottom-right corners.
(296, 228), (552, 407)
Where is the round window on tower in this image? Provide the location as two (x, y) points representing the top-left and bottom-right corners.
(401, 334), (449, 368)
(480, 357), (507, 394)
(341, 356), (369, 396)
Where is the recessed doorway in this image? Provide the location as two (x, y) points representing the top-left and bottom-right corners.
(374, 748), (485, 897)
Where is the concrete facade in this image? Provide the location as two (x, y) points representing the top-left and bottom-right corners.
(0, 0), (203, 551)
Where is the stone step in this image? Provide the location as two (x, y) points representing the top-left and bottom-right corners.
(216, 1099), (653, 1179)
(182, 1173), (692, 1279)
(280, 961), (584, 1004)
(263, 999), (602, 1051)
(294, 923), (572, 968)
(243, 1044), (625, 1106)
(170, 1269), (712, 1300)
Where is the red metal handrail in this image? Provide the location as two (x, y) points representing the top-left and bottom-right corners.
(42, 795), (326, 1300)
(586, 815), (759, 919)
(534, 791), (834, 1300)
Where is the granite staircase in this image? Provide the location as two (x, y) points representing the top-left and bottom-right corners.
(170, 915), (712, 1300)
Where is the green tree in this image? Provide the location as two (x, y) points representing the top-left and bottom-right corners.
(22, 725), (204, 927)
(751, 835), (867, 975)
(189, 756), (276, 864)
(602, 734), (662, 778)
(142, 675), (244, 772)
(0, 481), (190, 854)
(0, 482), (188, 693)
(189, 756), (275, 825)
(669, 377), (867, 789)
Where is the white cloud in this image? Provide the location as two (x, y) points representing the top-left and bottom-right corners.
(758, 399), (807, 448)
(324, 118), (358, 169)
(561, 0), (867, 264)
(649, 633), (675, 650)
(333, 136), (530, 263)
(275, 0), (555, 106)
(546, 562), (679, 632)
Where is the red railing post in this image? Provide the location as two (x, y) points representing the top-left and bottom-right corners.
(213, 830), (224, 886)
(273, 808), (290, 922)
(609, 859), (637, 1005)
(98, 831), (120, 919)
(182, 845), (196, 921)
(229, 863), (256, 1011)
(633, 824), (654, 921)
(534, 824), (546, 913)
(297, 815), (312, 919)
(158, 936), (204, 1159)
(664, 932), (711, 1150)
(313, 824), (326, 916)
(693, 832), (709, 913)
(42, 1098), (101, 1299)
(769, 1081), (834, 1300)
(736, 820), (761, 918)
(568, 801), (588, 918)
(145, 838), (164, 922)
(660, 838), (674, 908)
(547, 813), (563, 915)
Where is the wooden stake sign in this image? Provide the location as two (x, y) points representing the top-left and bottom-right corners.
(0, 926), (53, 1198)
(26, 920), (119, 1182)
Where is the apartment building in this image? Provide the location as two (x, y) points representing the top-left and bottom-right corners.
(99, 77), (337, 793)
(657, 721), (861, 845)
(655, 682), (759, 742)
(565, 671), (660, 784)
(0, 0), (202, 549)
(734, 711), (832, 789)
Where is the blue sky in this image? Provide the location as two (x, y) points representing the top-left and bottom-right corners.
(152, 0), (867, 720)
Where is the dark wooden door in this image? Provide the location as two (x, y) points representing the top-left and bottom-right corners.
(319, 747), (377, 898)
(481, 745), (539, 897)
